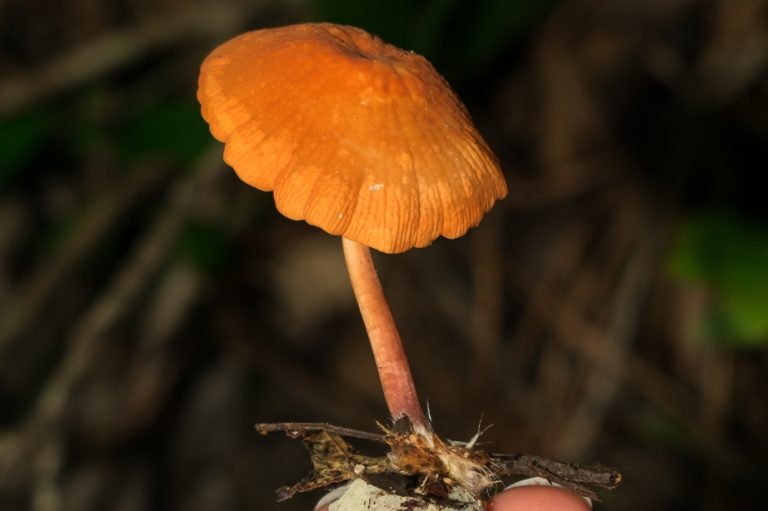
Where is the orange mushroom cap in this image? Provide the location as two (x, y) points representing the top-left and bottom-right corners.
(198, 23), (507, 254)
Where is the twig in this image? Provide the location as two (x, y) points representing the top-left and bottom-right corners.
(490, 452), (621, 499)
(255, 422), (386, 443)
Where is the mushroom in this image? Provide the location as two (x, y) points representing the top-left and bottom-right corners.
(197, 23), (507, 430)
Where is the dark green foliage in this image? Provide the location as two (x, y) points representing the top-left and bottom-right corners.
(119, 100), (211, 165)
(0, 110), (52, 185)
(669, 212), (768, 346)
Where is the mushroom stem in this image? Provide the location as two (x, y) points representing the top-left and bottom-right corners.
(341, 237), (429, 429)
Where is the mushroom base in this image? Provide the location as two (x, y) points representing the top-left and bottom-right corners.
(254, 418), (621, 504)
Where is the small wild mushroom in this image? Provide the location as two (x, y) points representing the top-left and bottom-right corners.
(198, 23), (622, 507)
(197, 23), (507, 431)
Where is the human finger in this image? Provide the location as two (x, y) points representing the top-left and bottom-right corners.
(486, 477), (592, 511)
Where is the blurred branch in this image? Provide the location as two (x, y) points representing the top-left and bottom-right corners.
(0, 0), (264, 117)
(221, 309), (378, 425)
(644, 0), (768, 106)
(0, 166), (168, 358)
(554, 206), (657, 457)
(469, 212), (504, 383)
(0, 146), (225, 499)
(508, 210), (728, 456)
(97, 262), (206, 443)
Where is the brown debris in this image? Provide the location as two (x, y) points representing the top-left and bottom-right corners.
(255, 419), (620, 504)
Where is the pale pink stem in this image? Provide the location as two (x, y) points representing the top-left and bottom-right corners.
(341, 237), (428, 428)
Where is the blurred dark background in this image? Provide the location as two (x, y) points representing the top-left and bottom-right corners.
(1, 0), (768, 509)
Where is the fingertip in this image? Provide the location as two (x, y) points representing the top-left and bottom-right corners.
(487, 479), (592, 511)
